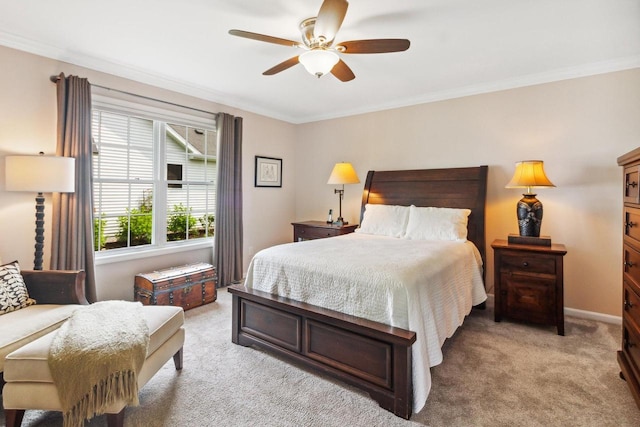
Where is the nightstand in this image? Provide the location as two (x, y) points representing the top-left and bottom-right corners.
(491, 239), (567, 335)
(292, 221), (358, 242)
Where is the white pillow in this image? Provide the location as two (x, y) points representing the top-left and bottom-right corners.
(355, 204), (410, 238)
(404, 206), (471, 241)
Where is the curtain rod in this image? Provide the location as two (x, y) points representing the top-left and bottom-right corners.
(49, 75), (216, 117)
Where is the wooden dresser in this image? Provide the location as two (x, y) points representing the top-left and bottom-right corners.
(617, 147), (640, 409)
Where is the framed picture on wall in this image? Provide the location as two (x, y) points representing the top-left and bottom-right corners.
(255, 156), (282, 188)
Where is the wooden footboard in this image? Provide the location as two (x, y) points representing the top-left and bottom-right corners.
(228, 285), (417, 419)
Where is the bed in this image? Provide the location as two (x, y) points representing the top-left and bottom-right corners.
(228, 166), (488, 419)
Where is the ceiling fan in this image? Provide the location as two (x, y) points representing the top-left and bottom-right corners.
(229, 0), (410, 82)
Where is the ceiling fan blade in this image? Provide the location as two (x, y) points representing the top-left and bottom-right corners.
(314, 0), (349, 43)
(263, 56), (300, 75)
(229, 29), (303, 48)
(331, 59), (355, 82)
(337, 39), (410, 54)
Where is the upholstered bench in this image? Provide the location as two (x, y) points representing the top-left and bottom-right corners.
(0, 269), (87, 384)
(2, 304), (185, 427)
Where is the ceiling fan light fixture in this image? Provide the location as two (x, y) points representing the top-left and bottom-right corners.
(299, 49), (339, 78)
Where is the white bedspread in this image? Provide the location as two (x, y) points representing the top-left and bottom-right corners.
(244, 233), (487, 414)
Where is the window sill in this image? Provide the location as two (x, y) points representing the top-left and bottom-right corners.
(95, 239), (214, 266)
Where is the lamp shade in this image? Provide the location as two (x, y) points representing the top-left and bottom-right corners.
(5, 155), (75, 193)
(327, 162), (360, 185)
(505, 160), (555, 193)
(299, 49), (340, 78)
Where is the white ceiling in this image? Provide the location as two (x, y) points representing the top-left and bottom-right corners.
(1, 0), (639, 124)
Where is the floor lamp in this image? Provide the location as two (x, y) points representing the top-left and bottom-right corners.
(327, 162), (360, 226)
(5, 153), (76, 270)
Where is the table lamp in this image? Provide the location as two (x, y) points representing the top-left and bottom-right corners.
(327, 162), (360, 226)
(505, 160), (555, 242)
(5, 153), (76, 270)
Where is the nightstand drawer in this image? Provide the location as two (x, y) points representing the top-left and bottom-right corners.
(501, 273), (556, 324)
(296, 227), (339, 240)
(625, 207), (640, 248)
(292, 221), (358, 242)
(500, 253), (556, 275)
(624, 244), (640, 288)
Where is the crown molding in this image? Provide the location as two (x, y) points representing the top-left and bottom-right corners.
(0, 31), (298, 123)
(2, 30), (638, 125)
(296, 56), (640, 123)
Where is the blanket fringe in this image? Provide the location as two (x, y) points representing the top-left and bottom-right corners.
(63, 370), (140, 427)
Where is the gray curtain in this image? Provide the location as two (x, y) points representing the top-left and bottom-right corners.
(51, 73), (97, 303)
(214, 113), (243, 287)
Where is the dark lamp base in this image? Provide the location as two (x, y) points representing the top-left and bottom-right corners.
(508, 234), (552, 246)
(516, 193), (543, 237)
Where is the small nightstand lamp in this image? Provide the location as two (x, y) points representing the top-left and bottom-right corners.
(5, 153), (76, 270)
(327, 162), (360, 226)
(506, 160), (555, 241)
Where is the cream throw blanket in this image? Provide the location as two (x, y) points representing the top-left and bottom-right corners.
(48, 301), (150, 427)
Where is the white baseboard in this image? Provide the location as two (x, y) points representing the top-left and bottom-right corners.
(564, 307), (621, 325)
(484, 294), (621, 325)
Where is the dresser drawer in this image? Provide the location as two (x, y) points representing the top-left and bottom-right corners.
(624, 282), (640, 332)
(625, 165), (640, 204)
(624, 244), (640, 288)
(625, 207), (640, 248)
(623, 321), (640, 382)
(500, 253), (556, 275)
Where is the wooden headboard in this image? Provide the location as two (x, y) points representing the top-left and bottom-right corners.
(360, 166), (489, 274)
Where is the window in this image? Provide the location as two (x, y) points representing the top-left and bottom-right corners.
(91, 96), (217, 253)
(167, 164), (183, 189)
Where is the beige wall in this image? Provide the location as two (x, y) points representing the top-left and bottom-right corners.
(1, 44), (639, 317)
(0, 45), (297, 301)
(295, 69), (640, 318)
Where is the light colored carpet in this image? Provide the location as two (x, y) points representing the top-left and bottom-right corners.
(3, 288), (640, 427)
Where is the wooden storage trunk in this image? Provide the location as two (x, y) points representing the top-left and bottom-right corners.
(135, 262), (217, 311)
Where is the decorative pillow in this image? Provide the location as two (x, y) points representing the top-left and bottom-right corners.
(355, 204), (410, 238)
(0, 261), (36, 315)
(404, 206), (471, 241)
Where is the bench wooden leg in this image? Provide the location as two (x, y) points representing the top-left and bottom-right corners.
(106, 408), (125, 427)
(173, 347), (183, 370)
(5, 409), (25, 427)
